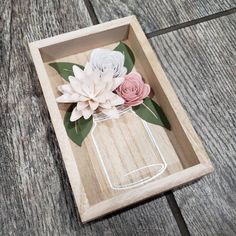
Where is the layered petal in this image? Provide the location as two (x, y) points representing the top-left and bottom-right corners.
(77, 101), (88, 111)
(70, 107), (82, 122)
(109, 94), (125, 106)
(111, 77), (125, 90)
(99, 101), (112, 109)
(69, 76), (84, 95)
(82, 107), (93, 119)
(142, 84), (151, 98)
(56, 94), (80, 103)
(57, 84), (73, 94)
(89, 100), (99, 110)
(94, 91), (114, 103)
(90, 48), (127, 78)
(73, 65), (84, 79)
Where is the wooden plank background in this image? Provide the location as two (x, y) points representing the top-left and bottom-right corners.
(150, 14), (236, 235)
(90, 0), (236, 33)
(1, 0), (236, 235)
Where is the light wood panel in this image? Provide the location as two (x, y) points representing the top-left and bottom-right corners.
(43, 40), (184, 205)
(90, 0), (236, 33)
(150, 13), (236, 235)
(30, 16), (213, 222)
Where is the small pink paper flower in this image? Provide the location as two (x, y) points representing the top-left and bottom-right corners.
(116, 72), (150, 106)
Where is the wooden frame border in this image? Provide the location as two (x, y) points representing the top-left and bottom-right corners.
(29, 16), (214, 222)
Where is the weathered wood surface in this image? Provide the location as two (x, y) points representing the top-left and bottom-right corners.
(0, 0), (181, 235)
(150, 14), (236, 235)
(1, 0), (236, 234)
(90, 0), (236, 33)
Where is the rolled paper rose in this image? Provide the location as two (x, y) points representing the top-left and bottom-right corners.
(116, 72), (150, 106)
(90, 48), (127, 78)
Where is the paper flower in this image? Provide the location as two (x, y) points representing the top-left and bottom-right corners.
(116, 72), (150, 106)
(90, 48), (127, 78)
(56, 63), (125, 121)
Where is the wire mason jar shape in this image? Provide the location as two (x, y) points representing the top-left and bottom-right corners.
(91, 105), (167, 190)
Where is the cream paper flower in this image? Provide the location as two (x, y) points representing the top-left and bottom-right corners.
(90, 48), (127, 78)
(56, 63), (125, 121)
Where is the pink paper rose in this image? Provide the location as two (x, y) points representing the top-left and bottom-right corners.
(116, 72), (150, 106)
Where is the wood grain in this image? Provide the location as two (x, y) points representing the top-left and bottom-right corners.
(150, 13), (236, 235)
(90, 0), (236, 33)
(0, 1), (181, 235)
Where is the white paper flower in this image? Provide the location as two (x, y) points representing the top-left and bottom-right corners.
(56, 63), (125, 121)
(90, 48), (127, 78)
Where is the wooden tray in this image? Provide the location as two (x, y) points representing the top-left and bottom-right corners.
(29, 16), (214, 222)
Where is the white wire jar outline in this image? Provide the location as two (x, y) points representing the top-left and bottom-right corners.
(91, 106), (167, 190)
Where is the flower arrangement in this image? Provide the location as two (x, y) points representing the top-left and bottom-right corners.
(49, 42), (170, 146)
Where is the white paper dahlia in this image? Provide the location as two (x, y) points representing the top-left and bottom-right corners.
(56, 63), (125, 121)
(90, 48), (127, 78)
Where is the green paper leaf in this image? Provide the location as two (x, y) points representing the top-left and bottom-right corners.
(49, 62), (84, 81)
(114, 42), (135, 73)
(132, 98), (171, 130)
(64, 105), (93, 146)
